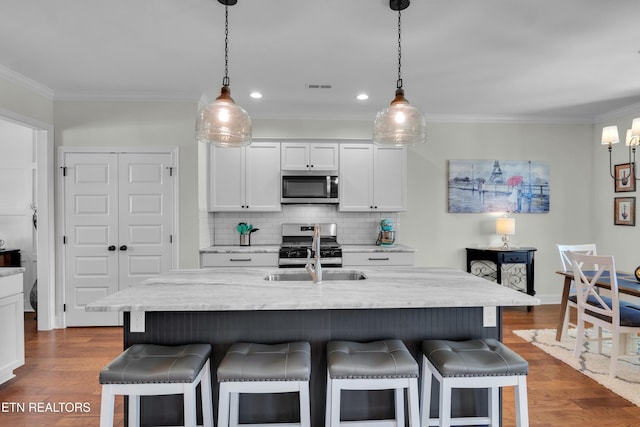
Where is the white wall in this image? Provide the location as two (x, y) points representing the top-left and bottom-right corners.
(594, 108), (640, 272)
(0, 120), (37, 309)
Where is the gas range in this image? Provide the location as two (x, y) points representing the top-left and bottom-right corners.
(278, 223), (342, 268)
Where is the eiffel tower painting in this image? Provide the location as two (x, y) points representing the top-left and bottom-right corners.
(489, 160), (504, 184)
(448, 159), (550, 213)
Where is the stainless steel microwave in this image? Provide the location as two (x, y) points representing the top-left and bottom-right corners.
(281, 171), (339, 204)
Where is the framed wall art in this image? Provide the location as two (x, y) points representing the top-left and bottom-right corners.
(448, 159), (549, 213)
(614, 163), (636, 192)
(614, 196), (635, 226)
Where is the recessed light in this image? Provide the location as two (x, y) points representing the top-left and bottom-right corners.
(250, 91), (263, 99)
(356, 93), (369, 101)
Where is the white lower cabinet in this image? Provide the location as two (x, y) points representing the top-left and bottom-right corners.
(200, 252), (278, 268)
(342, 252), (415, 267)
(0, 272), (25, 385)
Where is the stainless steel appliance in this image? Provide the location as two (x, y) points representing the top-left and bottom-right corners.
(281, 171), (339, 204)
(278, 223), (342, 268)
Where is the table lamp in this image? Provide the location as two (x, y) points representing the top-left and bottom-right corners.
(496, 217), (515, 249)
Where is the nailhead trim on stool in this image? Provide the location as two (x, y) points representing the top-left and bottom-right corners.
(325, 339), (420, 427)
(420, 338), (529, 427)
(99, 343), (213, 427)
(217, 342), (311, 427)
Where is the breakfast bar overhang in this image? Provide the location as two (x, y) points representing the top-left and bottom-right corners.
(87, 266), (539, 426)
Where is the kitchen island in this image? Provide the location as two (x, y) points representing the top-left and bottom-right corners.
(87, 266), (538, 425)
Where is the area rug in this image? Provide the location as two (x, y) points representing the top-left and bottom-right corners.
(513, 328), (640, 406)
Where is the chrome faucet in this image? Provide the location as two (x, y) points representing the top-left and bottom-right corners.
(305, 224), (322, 284)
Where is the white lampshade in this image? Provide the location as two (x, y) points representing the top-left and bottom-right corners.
(601, 126), (620, 146)
(496, 217), (515, 235)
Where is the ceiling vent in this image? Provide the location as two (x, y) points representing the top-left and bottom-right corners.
(306, 84), (332, 89)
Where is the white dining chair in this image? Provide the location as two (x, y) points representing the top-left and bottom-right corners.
(568, 251), (640, 378)
(556, 244), (597, 340)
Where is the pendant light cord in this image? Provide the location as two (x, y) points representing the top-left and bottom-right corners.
(396, 8), (403, 90)
(223, 5), (230, 87)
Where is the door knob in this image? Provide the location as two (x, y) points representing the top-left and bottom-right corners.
(119, 245), (128, 251)
(108, 245), (116, 251)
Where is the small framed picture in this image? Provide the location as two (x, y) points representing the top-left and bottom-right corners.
(614, 197), (635, 226)
(614, 163), (636, 192)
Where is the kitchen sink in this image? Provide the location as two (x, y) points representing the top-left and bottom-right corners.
(264, 270), (367, 281)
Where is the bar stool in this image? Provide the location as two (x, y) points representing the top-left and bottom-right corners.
(420, 338), (529, 427)
(325, 339), (420, 427)
(99, 343), (213, 427)
(217, 341), (311, 427)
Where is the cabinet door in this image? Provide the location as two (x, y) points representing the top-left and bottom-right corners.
(281, 143), (309, 170)
(209, 144), (245, 211)
(373, 146), (407, 211)
(245, 142), (281, 211)
(309, 143), (339, 170)
(339, 144), (374, 211)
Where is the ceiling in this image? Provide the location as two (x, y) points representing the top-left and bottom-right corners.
(2, 0), (640, 122)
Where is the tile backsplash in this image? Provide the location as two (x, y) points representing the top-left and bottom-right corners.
(200, 205), (400, 247)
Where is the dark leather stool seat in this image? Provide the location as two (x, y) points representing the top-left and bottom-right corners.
(326, 339), (419, 427)
(99, 343), (213, 427)
(218, 342), (311, 381)
(217, 342), (311, 427)
(100, 343), (212, 384)
(421, 338), (529, 427)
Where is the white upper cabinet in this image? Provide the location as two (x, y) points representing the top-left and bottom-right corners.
(209, 142), (281, 212)
(339, 143), (407, 212)
(281, 142), (339, 171)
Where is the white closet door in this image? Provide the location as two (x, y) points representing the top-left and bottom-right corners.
(63, 151), (174, 327)
(63, 153), (120, 326)
(117, 153), (174, 290)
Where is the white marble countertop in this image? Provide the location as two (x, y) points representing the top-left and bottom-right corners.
(0, 267), (25, 278)
(199, 244), (415, 254)
(86, 266), (539, 312)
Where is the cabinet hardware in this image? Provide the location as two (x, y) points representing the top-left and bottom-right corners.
(119, 245), (128, 251)
(230, 258), (252, 262)
(108, 245), (116, 251)
(368, 257), (390, 261)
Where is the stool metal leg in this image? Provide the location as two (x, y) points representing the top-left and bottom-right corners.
(100, 385), (115, 427)
(218, 382), (231, 427)
(299, 382), (311, 427)
(200, 361), (214, 427)
(488, 387), (499, 427)
(420, 356), (433, 427)
(184, 384), (197, 427)
(407, 378), (420, 427)
(229, 392), (239, 427)
(438, 381), (452, 427)
(515, 376), (529, 427)
(395, 388), (405, 427)
(129, 395), (140, 427)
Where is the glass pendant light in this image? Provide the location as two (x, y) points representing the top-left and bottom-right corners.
(196, 0), (252, 147)
(373, 0), (426, 147)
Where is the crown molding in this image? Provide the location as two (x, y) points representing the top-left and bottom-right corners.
(595, 101), (640, 123)
(54, 91), (199, 103)
(0, 65), (54, 100)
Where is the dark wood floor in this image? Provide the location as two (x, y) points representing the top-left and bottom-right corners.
(0, 305), (638, 426)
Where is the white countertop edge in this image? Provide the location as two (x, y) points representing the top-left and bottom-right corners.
(86, 267), (539, 312)
(0, 267), (25, 278)
(199, 244), (416, 254)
